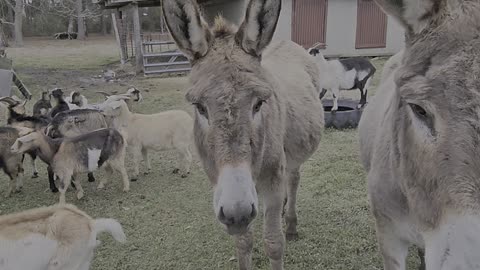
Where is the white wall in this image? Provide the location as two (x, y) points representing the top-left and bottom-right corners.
(274, 0), (405, 57)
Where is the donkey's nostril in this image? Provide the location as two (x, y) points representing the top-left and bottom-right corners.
(250, 204), (257, 219)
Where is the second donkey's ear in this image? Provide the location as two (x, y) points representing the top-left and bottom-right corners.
(374, 0), (444, 34)
(162, 0), (213, 61)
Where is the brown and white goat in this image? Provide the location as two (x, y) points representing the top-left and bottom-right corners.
(11, 128), (130, 203)
(0, 203), (126, 270)
(0, 127), (26, 197)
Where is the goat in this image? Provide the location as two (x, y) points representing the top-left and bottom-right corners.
(11, 128), (130, 203)
(32, 90), (52, 117)
(44, 109), (108, 192)
(65, 91), (89, 110)
(0, 203), (126, 270)
(308, 45), (376, 111)
(102, 99), (193, 180)
(97, 87), (143, 110)
(49, 88), (70, 118)
(0, 96), (49, 179)
(66, 87), (143, 111)
(0, 127), (26, 197)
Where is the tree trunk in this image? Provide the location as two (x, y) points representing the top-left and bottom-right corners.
(0, 23), (9, 48)
(14, 0), (23, 47)
(76, 0), (86, 40)
(67, 16), (75, 33)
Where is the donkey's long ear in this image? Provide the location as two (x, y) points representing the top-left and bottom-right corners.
(375, 0), (444, 34)
(162, 0), (213, 61)
(235, 0), (282, 57)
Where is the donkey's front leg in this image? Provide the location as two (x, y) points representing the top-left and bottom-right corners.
(235, 230), (254, 270)
(376, 223), (409, 270)
(263, 189), (285, 270)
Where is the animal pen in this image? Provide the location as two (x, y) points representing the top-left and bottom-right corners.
(93, 0), (192, 75)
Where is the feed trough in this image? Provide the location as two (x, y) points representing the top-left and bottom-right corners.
(322, 99), (364, 129)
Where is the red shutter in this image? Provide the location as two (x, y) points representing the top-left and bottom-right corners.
(355, 0), (387, 49)
(292, 0), (328, 49)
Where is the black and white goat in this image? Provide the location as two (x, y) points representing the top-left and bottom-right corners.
(11, 128), (130, 203)
(32, 90), (52, 117)
(49, 88), (70, 118)
(308, 44), (376, 111)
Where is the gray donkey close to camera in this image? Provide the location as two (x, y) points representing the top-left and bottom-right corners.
(360, 0), (480, 269)
(163, 0), (324, 269)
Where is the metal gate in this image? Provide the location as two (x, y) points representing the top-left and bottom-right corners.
(355, 0), (387, 49)
(291, 0), (328, 49)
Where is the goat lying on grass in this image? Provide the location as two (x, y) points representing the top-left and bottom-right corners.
(11, 128), (130, 203)
(0, 203), (126, 270)
(102, 99), (193, 179)
(308, 45), (376, 111)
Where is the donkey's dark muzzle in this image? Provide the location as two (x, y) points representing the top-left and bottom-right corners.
(218, 204), (257, 235)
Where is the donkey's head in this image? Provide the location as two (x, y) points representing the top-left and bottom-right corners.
(376, 0), (480, 222)
(163, 0), (282, 235)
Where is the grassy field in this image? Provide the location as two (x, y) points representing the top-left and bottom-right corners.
(0, 37), (419, 270)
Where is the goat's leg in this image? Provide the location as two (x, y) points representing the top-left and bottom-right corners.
(87, 172), (95, 182)
(98, 165), (113, 190)
(131, 145), (141, 181)
(6, 173), (18, 198)
(331, 88), (340, 112)
(57, 172), (73, 204)
(263, 184), (286, 270)
(30, 154), (39, 178)
(72, 175), (85, 200)
(109, 160), (130, 192)
(235, 230), (254, 270)
(376, 222), (409, 270)
(141, 147), (151, 175)
(47, 166), (59, 193)
(178, 145), (192, 178)
(285, 168), (300, 241)
(358, 77), (372, 109)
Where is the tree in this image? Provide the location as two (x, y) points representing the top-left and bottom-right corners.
(76, 0), (85, 39)
(13, 0), (22, 46)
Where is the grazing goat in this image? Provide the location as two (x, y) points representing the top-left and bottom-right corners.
(0, 127), (26, 197)
(0, 204), (126, 270)
(102, 99), (193, 179)
(11, 128), (130, 203)
(49, 88), (70, 118)
(308, 45), (376, 111)
(33, 90), (52, 116)
(0, 96), (49, 179)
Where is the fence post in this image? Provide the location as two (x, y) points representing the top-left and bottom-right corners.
(132, 2), (144, 74)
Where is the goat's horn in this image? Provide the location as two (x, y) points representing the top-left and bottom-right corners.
(0, 97), (18, 105)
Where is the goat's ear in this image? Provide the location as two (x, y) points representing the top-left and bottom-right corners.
(162, 0), (213, 61)
(16, 127), (34, 137)
(374, 0), (444, 34)
(235, 0), (282, 57)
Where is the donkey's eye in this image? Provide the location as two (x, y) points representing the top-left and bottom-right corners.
(409, 103), (427, 118)
(194, 103), (208, 118)
(253, 100), (265, 114)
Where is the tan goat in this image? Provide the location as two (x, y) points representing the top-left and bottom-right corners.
(0, 204), (126, 270)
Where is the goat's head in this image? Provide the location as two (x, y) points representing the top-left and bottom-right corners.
(101, 99), (129, 128)
(41, 90), (51, 101)
(10, 128), (39, 154)
(126, 87), (143, 102)
(49, 88), (64, 102)
(0, 96), (27, 116)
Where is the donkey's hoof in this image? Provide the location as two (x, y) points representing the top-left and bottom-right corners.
(97, 184), (105, 190)
(51, 187), (59, 193)
(144, 171), (150, 176)
(123, 187), (130, 192)
(88, 177), (96, 183)
(130, 178), (138, 182)
(172, 168), (180, 174)
(32, 172), (39, 178)
(286, 232), (299, 241)
(181, 174), (188, 178)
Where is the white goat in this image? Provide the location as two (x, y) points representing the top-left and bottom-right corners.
(308, 44), (376, 111)
(66, 88), (143, 111)
(0, 204), (126, 270)
(102, 99), (193, 180)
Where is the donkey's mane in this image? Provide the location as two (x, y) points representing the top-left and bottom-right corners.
(212, 16), (237, 37)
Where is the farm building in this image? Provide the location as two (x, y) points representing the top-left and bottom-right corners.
(201, 0), (405, 57)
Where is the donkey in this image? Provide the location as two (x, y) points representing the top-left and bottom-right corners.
(162, 0), (323, 269)
(359, 0), (480, 269)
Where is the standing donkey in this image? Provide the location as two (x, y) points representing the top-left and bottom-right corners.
(360, 0), (480, 269)
(163, 0), (323, 269)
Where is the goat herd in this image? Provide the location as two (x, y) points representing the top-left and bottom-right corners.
(2, 0), (480, 269)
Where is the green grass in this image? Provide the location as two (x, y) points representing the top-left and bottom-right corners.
(0, 37), (420, 269)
